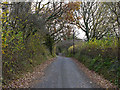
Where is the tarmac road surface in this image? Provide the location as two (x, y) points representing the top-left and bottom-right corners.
(32, 56), (100, 88)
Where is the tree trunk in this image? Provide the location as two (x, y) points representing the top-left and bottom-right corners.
(73, 29), (75, 55)
(118, 1), (120, 87)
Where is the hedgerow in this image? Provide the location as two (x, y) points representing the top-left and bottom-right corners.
(67, 37), (120, 87)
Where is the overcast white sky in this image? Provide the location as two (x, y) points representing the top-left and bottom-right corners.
(2, 0), (118, 39)
(76, 27), (86, 39)
(39, 0), (86, 39)
(1, 0), (119, 39)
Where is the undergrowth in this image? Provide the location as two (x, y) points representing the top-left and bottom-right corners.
(2, 33), (54, 85)
(66, 36), (120, 87)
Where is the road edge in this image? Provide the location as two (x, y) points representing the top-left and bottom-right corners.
(71, 57), (118, 88)
(3, 57), (56, 88)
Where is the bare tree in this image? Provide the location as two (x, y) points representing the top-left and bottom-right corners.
(74, 2), (117, 41)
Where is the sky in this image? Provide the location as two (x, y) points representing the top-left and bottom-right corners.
(39, 0), (86, 39)
(76, 27), (86, 39)
(1, 0), (119, 39)
(0, 0), (86, 39)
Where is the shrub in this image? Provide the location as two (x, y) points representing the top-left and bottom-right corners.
(67, 37), (119, 87)
(2, 33), (52, 85)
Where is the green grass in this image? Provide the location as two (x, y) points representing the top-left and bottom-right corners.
(66, 37), (120, 87)
(71, 53), (119, 87)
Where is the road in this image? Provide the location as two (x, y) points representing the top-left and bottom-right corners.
(32, 56), (100, 88)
